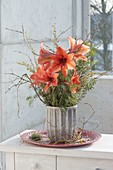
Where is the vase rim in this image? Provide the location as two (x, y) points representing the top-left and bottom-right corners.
(46, 105), (77, 109)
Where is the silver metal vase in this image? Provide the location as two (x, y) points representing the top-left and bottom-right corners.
(46, 105), (77, 142)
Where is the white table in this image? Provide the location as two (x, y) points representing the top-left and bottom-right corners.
(0, 130), (113, 170)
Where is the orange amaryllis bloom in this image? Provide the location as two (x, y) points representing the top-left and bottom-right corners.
(70, 70), (80, 85)
(70, 70), (80, 93)
(30, 66), (45, 86)
(50, 47), (75, 77)
(68, 36), (90, 61)
(30, 66), (59, 92)
(38, 43), (54, 64)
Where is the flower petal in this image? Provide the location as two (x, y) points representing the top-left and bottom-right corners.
(77, 39), (83, 45)
(56, 47), (67, 56)
(66, 60), (76, 69)
(77, 44), (90, 55)
(50, 63), (62, 72)
(38, 43), (53, 64)
(44, 83), (51, 93)
(62, 67), (67, 77)
(68, 36), (76, 50)
(67, 53), (74, 60)
(74, 54), (87, 61)
(50, 55), (61, 64)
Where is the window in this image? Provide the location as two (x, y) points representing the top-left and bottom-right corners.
(72, 0), (90, 39)
(72, 0), (113, 71)
(90, 0), (113, 71)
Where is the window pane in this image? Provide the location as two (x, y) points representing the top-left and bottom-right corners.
(90, 0), (113, 71)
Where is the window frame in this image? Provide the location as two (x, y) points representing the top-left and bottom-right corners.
(72, 0), (90, 39)
(72, 0), (113, 75)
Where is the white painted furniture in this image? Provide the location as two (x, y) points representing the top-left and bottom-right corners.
(0, 131), (113, 170)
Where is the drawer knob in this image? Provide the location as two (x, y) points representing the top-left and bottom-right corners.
(31, 163), (38, 169)
(95, 168), (101, 170)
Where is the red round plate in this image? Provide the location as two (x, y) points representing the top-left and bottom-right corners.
(20, 130), (101, 148)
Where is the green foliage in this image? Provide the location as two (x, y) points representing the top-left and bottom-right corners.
(26, 96), (34, 107)
(31, 133), (42, 141)
(12, 27), (98, 108)
(33, 44), (97, 108)
(25, 42), (98, 108)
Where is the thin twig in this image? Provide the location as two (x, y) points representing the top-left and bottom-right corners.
(14, 50), (36, 72)
(24, 74), (45, 103)
(56, 26), (73, 41)
(79, 103), (95, 129)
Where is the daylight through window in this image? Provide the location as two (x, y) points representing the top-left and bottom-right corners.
(90, 0), (113, 71)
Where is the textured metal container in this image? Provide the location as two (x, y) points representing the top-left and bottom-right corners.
(46, 106), (77, 142)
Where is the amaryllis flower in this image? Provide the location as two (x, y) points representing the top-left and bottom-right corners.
(30, 66), (59, 92)
(50, 46), (75, 77)
(68, 36), (90, 61)
(70, 70), (80, 93)
(38, 43), (55, 64)
(70, 70), (80, 86)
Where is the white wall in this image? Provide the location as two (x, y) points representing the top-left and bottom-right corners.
(1, 0), (72, 141)
(77, 76), (113, 134)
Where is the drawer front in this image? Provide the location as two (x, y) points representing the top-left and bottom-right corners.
(15, 153), (56, 170)
(57, 156), (113, 170)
